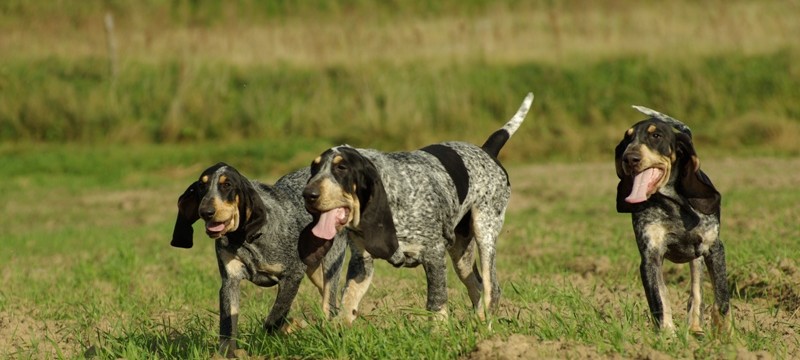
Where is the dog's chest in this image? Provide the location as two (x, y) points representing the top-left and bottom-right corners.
(217, 245), (283, 286)
(638, 212), (719, 263)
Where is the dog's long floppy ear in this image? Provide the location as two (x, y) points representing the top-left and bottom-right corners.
(615, 130), (639, 213)
(230, 170), (267, 242)
(171, 182), (201, 248)
(298, 220), (335, 267)
(676, 133), (720, 215)
(347, 150), (399, 260)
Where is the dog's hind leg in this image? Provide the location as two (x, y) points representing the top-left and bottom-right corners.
(472, 207), (503, 321)
(687, 257), (704, 334)
(448, 234), (482, 310)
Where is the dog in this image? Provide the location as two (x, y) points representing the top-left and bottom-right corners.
(171, 163), (346, 357)
(299, 93), (534, 324)
(615, 106), (731, 334)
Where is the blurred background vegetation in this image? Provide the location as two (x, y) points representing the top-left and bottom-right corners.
(1, 0), (799, 164)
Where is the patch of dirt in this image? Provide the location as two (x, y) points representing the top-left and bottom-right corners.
(467, 334), (613, 360)
(0, 311), (75, 359)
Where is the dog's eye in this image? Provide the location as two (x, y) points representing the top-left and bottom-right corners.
(336, 164), (348, 172)
(651, 133), (662, 139)
(220, 182), (232, 190)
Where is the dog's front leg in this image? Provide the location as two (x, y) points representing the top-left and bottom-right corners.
(687, 257), (704, 334)
(263, 270), (304, 332)
(639, 252), (675, 332)
(219, 278), (241, 358)
(341, 245), (374, 325)
(704, 239), (732, 336)
(423, 246), (449, 320)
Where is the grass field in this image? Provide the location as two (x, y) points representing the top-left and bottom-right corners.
(1, 145), (798, 359)
(1, 0), (799, 359)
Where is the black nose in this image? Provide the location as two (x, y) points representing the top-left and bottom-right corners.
(302, 186), (320, 203)
(199, 207), (215, 220)
(624, 153), (641, 168)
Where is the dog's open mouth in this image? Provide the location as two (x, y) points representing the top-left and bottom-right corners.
(205, 219), (233, 238)
(311, 207), (350, 240)
(625, 168), (664, 204)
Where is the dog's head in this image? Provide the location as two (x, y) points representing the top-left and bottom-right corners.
(300, 146), (398, 260)
(615, 106), (719, 214)
(171, 162), (266, 248)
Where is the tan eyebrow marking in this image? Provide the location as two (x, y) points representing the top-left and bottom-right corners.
(647, 125), (657, 133)
(333, 155), (343, 165)
(201, 175), (209, 183)
(219, 175), (227, 184)
(313, 156), (322, 165)
(626, 128), (634, 136)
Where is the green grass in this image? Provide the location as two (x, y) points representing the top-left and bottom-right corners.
(1, 0), (799, 358)
(1, 145), (798, 359)
(2, 52), (799, 161)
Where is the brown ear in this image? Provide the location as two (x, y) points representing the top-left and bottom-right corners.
(171, 182), (201, 248)
(298, 220), (335, 267)
(615, 131), (640, 213)
(676, 134), (720, 215)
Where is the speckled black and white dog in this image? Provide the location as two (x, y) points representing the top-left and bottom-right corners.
(299, 93), (534, 324)
(171, 163), (346, 357)
(615, 106), (731, 334)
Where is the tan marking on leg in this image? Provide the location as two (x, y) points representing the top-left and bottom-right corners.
(341, 252), (373, 325)
(643, 223), (668, 250)
(657, 269), (675, 333)
(470, 208), (495, 322)
(712, 305), (733, 338)
(433, 304), (448, 321)
(258, 262), (285, 275)
(449, 239), (481, 309)
(688, 258), (704, 334)
(305, 263), (332, 317)
(220, 249), (246, 279)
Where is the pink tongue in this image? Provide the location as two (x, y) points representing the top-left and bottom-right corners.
(625, 168), (662, 204)
(207, 222), (225, 232)
(312, 208), (346, 240)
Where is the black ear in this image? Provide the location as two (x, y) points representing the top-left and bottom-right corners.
(615, 132), (639, 213)
(676, 133), (720, 215)
(349, 151), (399, 260)
(298, 220), (335, 267)
(240, 179), (267, 242)
(243, 181), (267, 241)
(171, 182), (201, 248)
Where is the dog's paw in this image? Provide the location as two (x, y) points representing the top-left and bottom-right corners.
(280, 318), (309, 334)
(712, 309), (734, 340)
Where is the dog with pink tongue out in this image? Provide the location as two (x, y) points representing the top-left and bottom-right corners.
(300, 93), (535, 325)
(615, 106), (731, 336)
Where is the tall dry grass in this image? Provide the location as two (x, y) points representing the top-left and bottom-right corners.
(0, 0), (798, 160)
(3, 1), (798, 67)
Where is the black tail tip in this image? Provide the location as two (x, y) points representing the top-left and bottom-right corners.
(481, 129), (510, 158)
